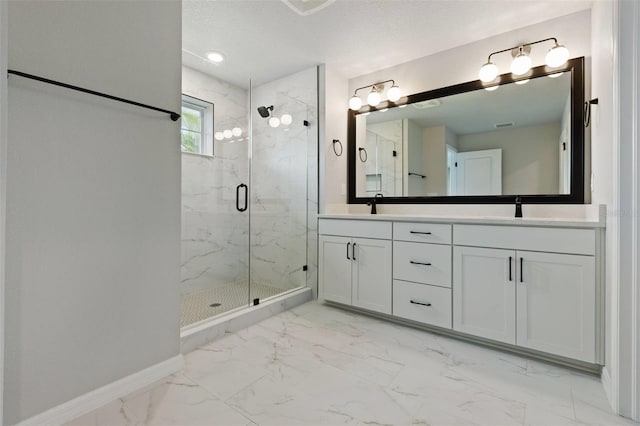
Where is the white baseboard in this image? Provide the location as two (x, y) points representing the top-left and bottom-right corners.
(602, 366), (616, 412)
(16, 355), (184, 426)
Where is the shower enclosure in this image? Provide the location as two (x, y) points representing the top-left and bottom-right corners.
(180, 67), (317, 328)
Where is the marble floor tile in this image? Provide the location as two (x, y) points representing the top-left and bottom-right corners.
(65, 399), (140, 426)
(69, 301), (635, 426)
(123, 374), (253, 426)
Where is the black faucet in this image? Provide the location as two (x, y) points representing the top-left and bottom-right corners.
(367, 193), (383, 215)
(515, 196), (523, 218)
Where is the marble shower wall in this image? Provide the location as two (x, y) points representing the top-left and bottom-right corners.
(181, 66), (249, 296)
(250, 67), (318, 294)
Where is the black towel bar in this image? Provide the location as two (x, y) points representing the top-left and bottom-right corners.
(8, 69), (181, 121)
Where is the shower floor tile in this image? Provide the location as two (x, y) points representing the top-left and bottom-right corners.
(180, 282), (285, 328)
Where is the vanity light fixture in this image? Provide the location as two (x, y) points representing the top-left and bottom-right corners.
(479, 37), (570, 82)
(223, 129), (233, 139)
(367, 86), (382, 107)
(348, 95), (362, 111)
(510, 46), (532, 76)
(349, 79), (401, 110)
(232, 127), (242, 137)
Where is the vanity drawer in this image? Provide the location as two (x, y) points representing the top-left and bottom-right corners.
(393, 280), (452, 329)
(453, 225), (595, 255)
(394, 222), (451, 244)
(319, 219), (392, 240)
(393, 241), (451, 287)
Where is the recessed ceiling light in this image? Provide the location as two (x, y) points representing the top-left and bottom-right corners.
(206, 51), (225, 63)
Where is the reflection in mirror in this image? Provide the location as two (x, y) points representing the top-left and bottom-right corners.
(355, 72), (573, 198)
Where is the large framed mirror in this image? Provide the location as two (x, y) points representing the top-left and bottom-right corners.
(348, 57), (585, 204)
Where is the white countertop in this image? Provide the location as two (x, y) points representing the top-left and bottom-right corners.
(318, 213), (605, 228)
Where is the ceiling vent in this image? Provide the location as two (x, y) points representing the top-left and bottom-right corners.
(412, 99), (441, 109)
(494, 122), (514, 129)
(282, 0), (336, 16)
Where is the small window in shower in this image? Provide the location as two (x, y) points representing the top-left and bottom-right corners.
(181, 94), (214, 156)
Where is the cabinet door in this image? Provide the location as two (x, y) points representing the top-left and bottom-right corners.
(318, 235), (352, 305)
(516, 251), (596, 363)
(453, 246), (516, 344)
(352, 238), (392, 314)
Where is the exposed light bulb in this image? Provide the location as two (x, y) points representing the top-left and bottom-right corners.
(268, 116), (280, 128)
(215, 132), (225, 141)
(545, 44), (570, 68)
(232, 127), (242, 137)
(479, 62), (499, 83)
(349, 95), (362, 110)
(484, 86), (499, 92)
(223, 129), (233, 139)
(511, 52), (532, 76)
(206, 51), (225, 63)
(387, 85), (401, 102)
(281, 114), (292, 126)
(548, 72), (564, 79)
(367, 89), (381, 107)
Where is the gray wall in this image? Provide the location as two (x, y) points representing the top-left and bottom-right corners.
(5, 1), (182, 424)
(0, 1), (7, 422)
(457, 122), (561, 195)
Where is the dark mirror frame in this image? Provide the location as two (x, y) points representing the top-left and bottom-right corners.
(348, 57), (585, 204)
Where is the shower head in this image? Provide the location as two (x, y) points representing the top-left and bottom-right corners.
(257, 105), (273, 118)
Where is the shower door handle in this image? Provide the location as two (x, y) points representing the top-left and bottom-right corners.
(236, 183), (248, 212)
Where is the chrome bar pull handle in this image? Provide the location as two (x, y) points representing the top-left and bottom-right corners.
(410, 300), (432, 307)
(409, 231), (432, 235)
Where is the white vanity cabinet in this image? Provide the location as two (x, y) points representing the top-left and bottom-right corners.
(318, 215), (604, 368)
(516, 250), (595, 362)
(453, 225), (598, 363)
(453, 246), (516, 344)
(318, 235), (352, 305)
(318, 220), (392, 314)
(392, 222), (453, 329)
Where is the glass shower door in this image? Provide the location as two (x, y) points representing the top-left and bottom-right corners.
(248, 87), (310, 303)
(180, 78), (250, 328)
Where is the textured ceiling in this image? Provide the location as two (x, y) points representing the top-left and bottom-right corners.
(183, 0), (592, 88)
